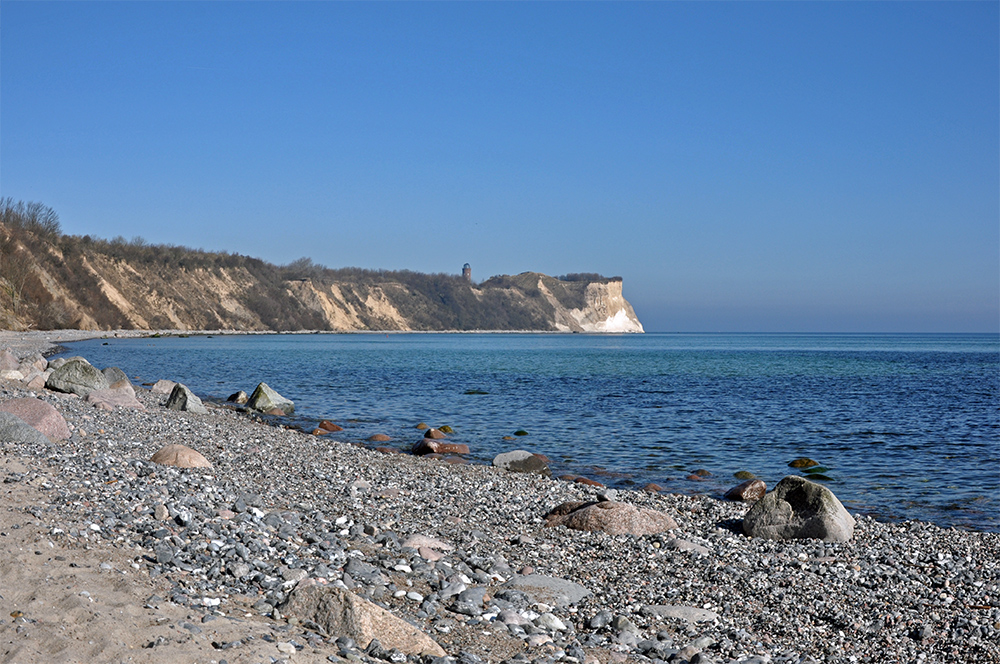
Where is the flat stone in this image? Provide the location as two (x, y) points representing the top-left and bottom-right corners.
(502, 574), (591, 608)
(641, 605), (719, 624)
(280, 584), (446, 656)
(545, 500), (677, 536)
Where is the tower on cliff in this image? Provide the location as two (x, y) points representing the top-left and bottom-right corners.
(462, 263), (471, 283)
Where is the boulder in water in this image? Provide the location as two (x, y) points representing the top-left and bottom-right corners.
(246, 382), (294, 415)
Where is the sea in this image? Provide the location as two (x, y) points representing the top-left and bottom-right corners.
(53, 332), (1000, 533)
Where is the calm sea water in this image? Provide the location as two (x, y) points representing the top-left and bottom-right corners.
(55, 333), (1000, 532)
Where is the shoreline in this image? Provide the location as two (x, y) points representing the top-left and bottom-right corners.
(0, 332), (998, 663)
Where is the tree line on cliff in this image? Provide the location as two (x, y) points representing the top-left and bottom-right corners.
(0, 199), (621, 331)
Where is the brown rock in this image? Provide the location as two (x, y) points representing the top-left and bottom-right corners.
(789, 457), (819, 469)
(574, 477), (605, 488)
(150, 379), (177, 395)
(0, 349), (20, 371)
(545, 500), (677, 536)
(150, 444), (212, 469)
(691, 468), (712, 477)
(415, 422), (429, 430)
(0, 397), (70, 440)
(686, 474), (704, 481)
(86, 387), (145, 410)
(280, 584), (446, 656)
(318, 420), (343, 432)
(642, 483), (664, 493)
(265, 408), (285, 416)
(443, 456), (468, 464)
(311, 428), (330, 436)
(411, 439), (470, 456)
(724, 479), (767, 502)
(368, 434), (391, 442)
(423, 428), (447, 439)
(375, 446), (402, 455)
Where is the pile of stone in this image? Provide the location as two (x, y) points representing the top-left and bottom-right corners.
(0, 342), (997, 664)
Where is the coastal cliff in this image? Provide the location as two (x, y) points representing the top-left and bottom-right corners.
(0, 222), (643, 333)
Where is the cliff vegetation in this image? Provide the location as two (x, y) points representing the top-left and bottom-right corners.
(0, 199), (642, 333)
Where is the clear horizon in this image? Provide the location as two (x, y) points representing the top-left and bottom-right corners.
(2, 2), (997, 333)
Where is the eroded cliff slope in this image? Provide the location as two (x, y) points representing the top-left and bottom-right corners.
(0, 226), (643, 333)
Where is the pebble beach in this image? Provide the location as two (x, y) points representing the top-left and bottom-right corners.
(0, 331), (997, 664)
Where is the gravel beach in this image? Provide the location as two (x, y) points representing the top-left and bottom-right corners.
(0, 331), (997, 664)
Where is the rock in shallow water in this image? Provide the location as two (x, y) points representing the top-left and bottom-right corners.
(246, 382), (294, 415)
(724, 479), (766, 502)
(492, 450), (551, 476)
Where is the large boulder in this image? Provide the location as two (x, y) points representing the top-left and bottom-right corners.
(150, 379), (177, 395)
(0, 349), (20, 371)
(165, 383), (208, 415)
(150, 444), (212, 469)
(45, 358), (109, 397)
(280, 583), (446, 656)
(0, 412), (52, 447)
(102, 366), (130, 385)
(743, 475), (856, 542)
(493, 450), (551, 476)
(86, 386), (145, 411)
(0, 398), (70, 440)
(246, 382), (294, 415)
(545, 500), (677, 536)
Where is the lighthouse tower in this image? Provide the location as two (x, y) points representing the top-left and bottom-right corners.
(462, 263), (472, 283)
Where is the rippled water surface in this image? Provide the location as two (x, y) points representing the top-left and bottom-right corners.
(57, 333), (1000, 532)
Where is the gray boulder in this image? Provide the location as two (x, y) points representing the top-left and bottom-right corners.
(492, 450), (551, 476)
(0, 411), (52, 446)
(743, 475), (856, 542)
(45, 358), (109, 397)
(246, 382), (294, 415)
(280, 583), (445, 656)
(165, 383), (208, 415)
(102, 366), (130, 385)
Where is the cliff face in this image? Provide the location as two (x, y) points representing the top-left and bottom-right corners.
(0, 228), (644, 333)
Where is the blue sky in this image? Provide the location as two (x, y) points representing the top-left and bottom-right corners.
(2, 2), (997, 332)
